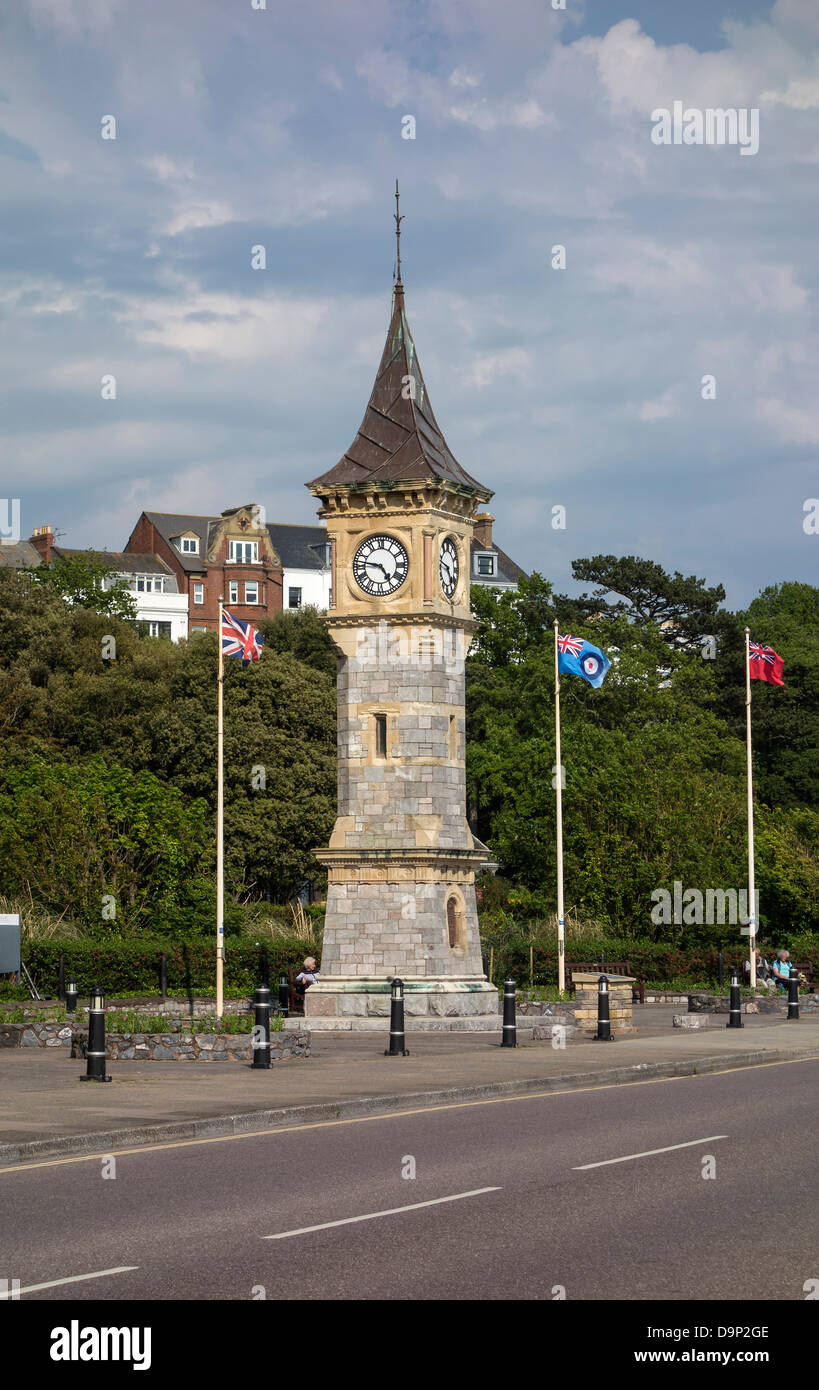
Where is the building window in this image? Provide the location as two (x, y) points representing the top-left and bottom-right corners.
(193, 582), (204, 604)
(179, 536), (199, 554)
(228, 580), (239, 604)
(229, 539), (259, 564)
(475, 552), (496, 578)
(245, 580), (259, 604)
(288, 587), (302, 609)
(448, 715), (457, 760)
(138, 620), (172, 639)
(375, 714), (387, 758)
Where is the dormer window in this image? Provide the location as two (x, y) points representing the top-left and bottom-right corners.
(474, 551), (497, 578)
(229, 539), (259, 564)
(309, 541), (332, 567)
(178, 535), (199, 555)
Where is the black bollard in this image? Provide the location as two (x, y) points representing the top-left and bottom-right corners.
(65, 977), (78, 1015)
(159, 953), (168, 1002)
(726, 969), (743, 1028)
(501, 977), (517, 1048)
(717, 952), (724, 989)
(787, 968), (800, 1022)
(251, 983), (272, 1068)
(58, 955), (65, 1003)
(259, 949), (270, 989)
(384, 977), (410, 1057)
(595, 974), (613, 1041)
(278, 972), (289, 1018)
(80, 985), (111, 1082)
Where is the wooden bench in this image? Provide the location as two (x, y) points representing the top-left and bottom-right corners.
(566, 960), (645, 1005)
(287, 967), (306, 1016)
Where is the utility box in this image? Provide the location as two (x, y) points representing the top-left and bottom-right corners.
(0, 914), (22, 979)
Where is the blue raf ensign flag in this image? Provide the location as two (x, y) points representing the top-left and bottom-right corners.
(556, 633), (611, 688)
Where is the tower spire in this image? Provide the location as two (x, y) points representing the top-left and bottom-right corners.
(393, 179), (404, 305)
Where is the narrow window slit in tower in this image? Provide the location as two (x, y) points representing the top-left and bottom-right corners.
(448, 714), (457, 760)
(375, 714), (388, 758)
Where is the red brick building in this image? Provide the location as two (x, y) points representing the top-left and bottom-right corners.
(124, 504), (283, 632)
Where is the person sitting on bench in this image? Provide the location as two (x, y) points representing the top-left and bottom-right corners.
(295, 956), (320, 987)
(771, 950), (792, 990)
(744, 948), (773, 992)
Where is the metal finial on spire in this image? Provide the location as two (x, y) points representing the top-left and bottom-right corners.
(394, 178), (404, 285)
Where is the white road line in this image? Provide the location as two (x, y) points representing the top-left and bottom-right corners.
(1, 1266), (139, 1298)
(573, 1135), (728, 1170)
(263, 1187), (501, 1240)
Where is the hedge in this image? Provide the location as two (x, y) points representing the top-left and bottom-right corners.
(483, 938), (819, 987)
(17, 938), (313, 998)
(13, 932), (819, 998)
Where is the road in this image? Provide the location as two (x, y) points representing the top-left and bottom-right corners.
(1, 1058), (816, 1301)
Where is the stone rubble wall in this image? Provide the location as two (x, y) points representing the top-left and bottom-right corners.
(0, 1021), (311, 1059)
(688, 992), (818, 1015)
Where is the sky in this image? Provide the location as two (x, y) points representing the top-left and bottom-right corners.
(1, 0), (817, 608)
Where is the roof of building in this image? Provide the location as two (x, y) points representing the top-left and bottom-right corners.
(56, 546), (175, 577)
(308, 281), (492, 499)
(0, 539), (42, 569)
(266, 522), (329, 570)
(141, 513), (216, 572)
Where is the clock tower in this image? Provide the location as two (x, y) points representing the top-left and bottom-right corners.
(304, 190), (499, 1028)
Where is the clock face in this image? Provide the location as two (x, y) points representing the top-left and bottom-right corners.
(439, 537), (459, 598)
(352, 534), (409, 596)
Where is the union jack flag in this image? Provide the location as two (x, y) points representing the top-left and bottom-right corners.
(221, 609), (264, 664)
(557, 633), (584, 657)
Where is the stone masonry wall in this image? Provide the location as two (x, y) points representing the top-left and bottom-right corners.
(0, 1022), (311, 1059)
(335, 630), (472, 852)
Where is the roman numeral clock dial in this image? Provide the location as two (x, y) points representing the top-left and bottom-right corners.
(352, 534), (409, 596)
(439, 536), (459, 598)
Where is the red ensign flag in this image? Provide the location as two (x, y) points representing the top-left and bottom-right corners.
(749, 640), (785, 687)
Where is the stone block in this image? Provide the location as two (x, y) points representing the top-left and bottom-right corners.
(672, 1013), (710, 1030)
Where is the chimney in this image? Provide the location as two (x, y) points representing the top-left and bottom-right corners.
(473, 513), (495, 549)
(30, 525), (54, 564)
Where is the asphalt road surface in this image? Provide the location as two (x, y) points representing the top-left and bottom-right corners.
(1, 1058), (816, 1301)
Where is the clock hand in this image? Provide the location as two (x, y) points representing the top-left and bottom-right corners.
(369, 561), (389, 578)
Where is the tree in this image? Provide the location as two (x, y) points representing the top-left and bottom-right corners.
(465, 571), (819, 937)
(0, 755), (212, 936)
(564, 555), (729, 650)
(27, 550), (136, 620)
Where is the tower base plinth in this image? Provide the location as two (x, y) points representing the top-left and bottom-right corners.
(303, 976), (499, 1030)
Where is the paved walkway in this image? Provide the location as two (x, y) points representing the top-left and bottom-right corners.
(1, 1007), (817, 1163)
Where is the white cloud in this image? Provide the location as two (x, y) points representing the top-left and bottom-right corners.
(638, 390), (678, 423)
(464, 347), (531, 390)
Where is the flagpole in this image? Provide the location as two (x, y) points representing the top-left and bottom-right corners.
(553, 621), (565, 993)
(216, 595), (225, 1018)
(745, 627), (756, 991)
